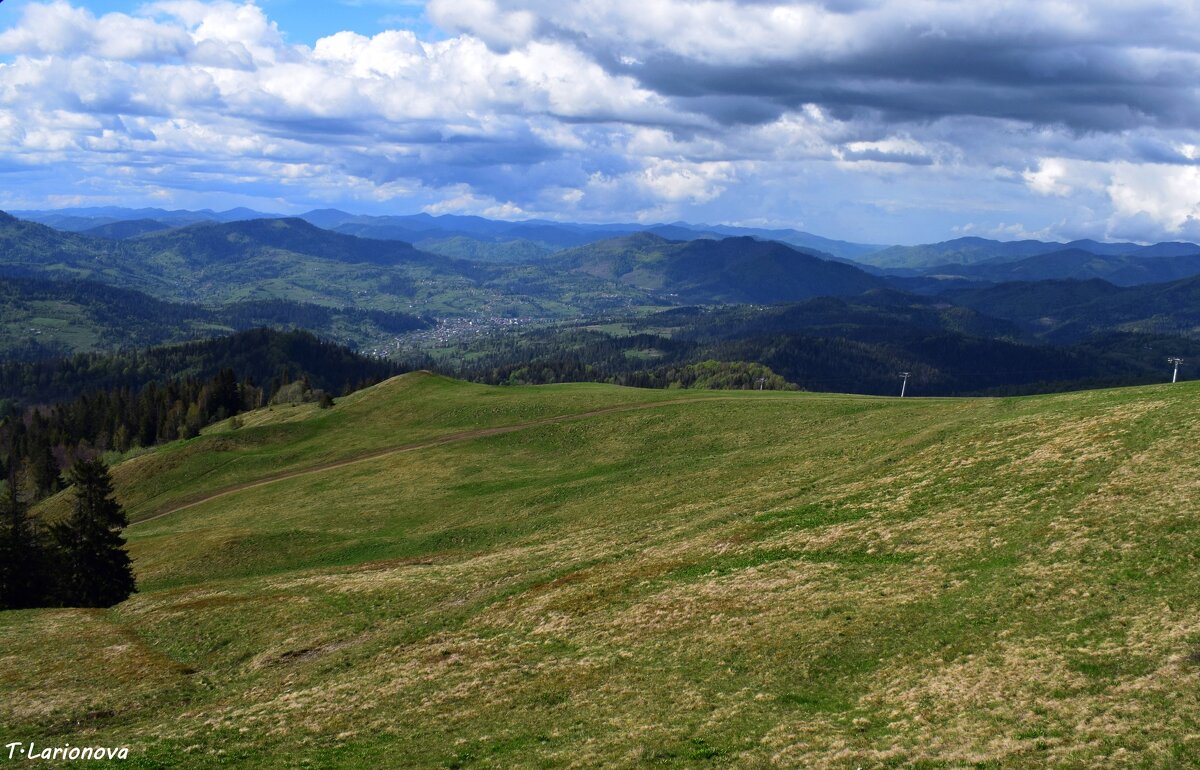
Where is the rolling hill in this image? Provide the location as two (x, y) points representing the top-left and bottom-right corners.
(129, 217), (440, 268)
(860, 236), (1067, 269)
(6, 373), (1200, 767)
(79, 219), (175, 240)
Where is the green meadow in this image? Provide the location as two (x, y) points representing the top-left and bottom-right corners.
(4, 373), (1200, 768)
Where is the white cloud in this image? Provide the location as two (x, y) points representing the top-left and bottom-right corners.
(637, 159), (736, 203)
(1107, 163), (1200, 237)
(0, 1), (1199, 241)
(426, 0), (538, 50)
(1023, 158), (1073, 197)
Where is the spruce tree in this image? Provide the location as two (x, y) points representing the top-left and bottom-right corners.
(54, 458), (136, 608)
(0, 475), (51, 609)
(29, 441), (61, 500)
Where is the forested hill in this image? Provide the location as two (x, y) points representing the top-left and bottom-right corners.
(0, 328), (402, 406)
(942, 275), (1200, 341)
(553, 233), (885, 303)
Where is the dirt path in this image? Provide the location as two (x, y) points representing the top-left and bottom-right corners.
(131, 395), (801, 527)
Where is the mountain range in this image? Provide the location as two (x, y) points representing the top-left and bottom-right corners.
(16, 206), (1200, 278)
(13, 207), (888, 261)
(2, 208), (1199, 396)
(0, 212), (888, 321)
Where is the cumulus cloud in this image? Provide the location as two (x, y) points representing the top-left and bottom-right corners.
(1107, 163), (1200, 240)
(0, 0), (1198, 242)
(1023, 159), (1073, 197)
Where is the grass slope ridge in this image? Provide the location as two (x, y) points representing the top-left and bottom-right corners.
(5, 373), (1200, 768)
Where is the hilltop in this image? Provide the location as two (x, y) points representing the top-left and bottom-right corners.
(5, 373), (1200, 767)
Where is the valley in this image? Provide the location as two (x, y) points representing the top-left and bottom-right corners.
(2, 209), (1198, 397)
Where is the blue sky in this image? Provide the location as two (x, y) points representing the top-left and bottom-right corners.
(0, 0), (439, 45)
(2, 0), (1199, 244)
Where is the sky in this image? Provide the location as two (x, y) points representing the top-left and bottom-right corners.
(1, 1), (1199, 244)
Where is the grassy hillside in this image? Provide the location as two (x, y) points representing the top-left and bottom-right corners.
(5, 374), (1200, 767)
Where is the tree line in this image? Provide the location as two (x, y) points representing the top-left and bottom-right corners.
(0, 329), (400, 507)
(0, 368), (265, 500)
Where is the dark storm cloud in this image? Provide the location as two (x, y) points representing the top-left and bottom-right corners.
(609, 35), (1200, 134)
(442, 0), (1200, 137)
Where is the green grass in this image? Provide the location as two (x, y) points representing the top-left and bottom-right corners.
(6, 373), (1200, 768)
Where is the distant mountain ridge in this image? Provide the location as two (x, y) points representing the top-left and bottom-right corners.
(11, 206), (280, 232)
(0, 212), (659, 321)
(914, 248), (1200, 287)
(20, 206), (1200, 276)
(862, 235), (1200, 270)
(12, 206), (885, 261)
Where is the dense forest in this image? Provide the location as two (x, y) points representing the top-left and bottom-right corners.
(0, 329), (403, 505)
(0, 327), (402, 406)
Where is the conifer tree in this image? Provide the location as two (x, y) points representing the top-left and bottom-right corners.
(54, 458), (136, 608)
(29, 441), (61, 499)
(0, 474), (51, 609)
